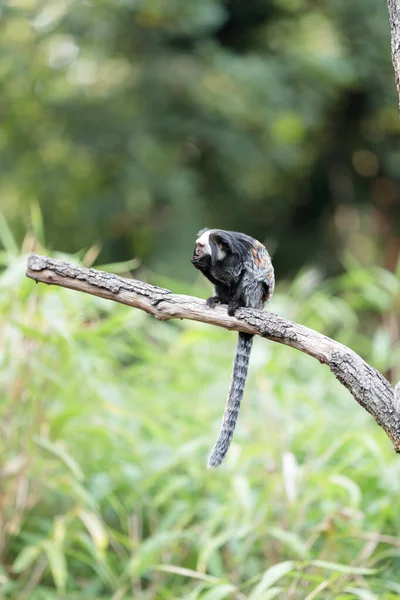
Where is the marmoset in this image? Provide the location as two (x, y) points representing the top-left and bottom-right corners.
(191, 228), (274, 468)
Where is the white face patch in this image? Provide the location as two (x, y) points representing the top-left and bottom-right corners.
(195, 229), (226, 261)
(196, 229), (212, 256)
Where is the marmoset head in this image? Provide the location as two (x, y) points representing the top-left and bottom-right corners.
(191, 228), (229, 271)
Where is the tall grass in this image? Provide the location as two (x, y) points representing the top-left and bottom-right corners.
(0, 233), (400, 598)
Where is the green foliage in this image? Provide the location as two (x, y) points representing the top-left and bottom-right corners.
(1, 0), (399, 594)
(0, 241), (400, 598)
(0, 0), (399, 277)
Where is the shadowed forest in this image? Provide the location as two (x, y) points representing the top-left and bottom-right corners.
(1, 0), (400, 598)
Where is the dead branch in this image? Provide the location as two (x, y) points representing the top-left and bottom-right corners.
(26, 254), (400, 453)
(388, 0), (400, 103)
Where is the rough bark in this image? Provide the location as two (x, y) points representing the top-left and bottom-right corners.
(26, 254), (400, 453)
(388, 0), (400, 102)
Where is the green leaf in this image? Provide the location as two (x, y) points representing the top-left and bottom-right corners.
(269, 527), (310, 559)
(125, 532), (186, 579)
(329, 474), (361, 506)
(13, 545), (42, 573)
(0, 212), (19, 255)
(248, 562), (295, 599)
(34, 436), (84, 481)
(310, 561), (376, 575)
(200, 584), (239, 600)
(42, 541), (67, 593)
(29, 201), (45, 245)
(96, 258), (140, 273)
(156, 564), (221, 583)
(344, 588), (379, 600)
(78, 510), (109, 555)
(197, 527), (251, 572)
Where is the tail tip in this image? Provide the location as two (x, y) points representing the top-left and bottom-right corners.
(207, 451), (224, 469)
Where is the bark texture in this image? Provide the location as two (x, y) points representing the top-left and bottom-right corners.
(388, 0), (400, 101)
(26, 254), (400, 452)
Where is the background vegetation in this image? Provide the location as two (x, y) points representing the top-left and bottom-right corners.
(1, 0), (399, 278)
(1, 0), (400, 598)
(0, 225), (399, 598)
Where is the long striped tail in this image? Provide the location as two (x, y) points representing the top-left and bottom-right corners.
(208, 332), (254, 468)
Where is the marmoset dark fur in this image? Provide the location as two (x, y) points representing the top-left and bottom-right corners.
(191, 228), (274, 468)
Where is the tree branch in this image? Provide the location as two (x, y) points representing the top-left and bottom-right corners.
(388, 0), (400, 103)
(26, 254), (400, 453)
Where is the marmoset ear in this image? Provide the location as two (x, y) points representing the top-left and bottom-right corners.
(212, 231), (233, 253)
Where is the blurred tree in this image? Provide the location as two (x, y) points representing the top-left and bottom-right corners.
(0, 0), (399, 277)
